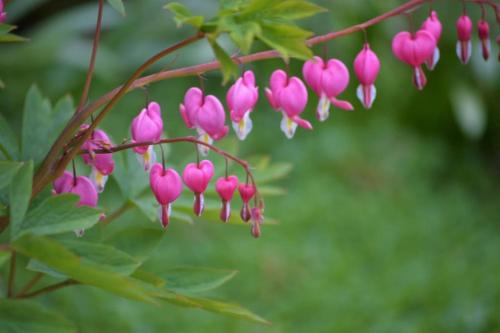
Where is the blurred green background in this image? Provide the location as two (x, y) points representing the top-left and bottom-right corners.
(1, 0), (500, 332)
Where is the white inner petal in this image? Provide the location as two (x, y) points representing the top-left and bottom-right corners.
(232, 111), (253, 141)
(316, 95), (331, 122)
(197, 132), (212, 156)
(280, 113), (298, 139)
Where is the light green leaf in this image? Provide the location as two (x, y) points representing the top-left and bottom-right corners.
(112, 150), (149, 199)
(132, 195), (194, 225)
(164, 2), (204, 28)
(256, 22), (312, 60)
(228, 20), (261, 54)
(26, 259), (67, 279)
(132, 268), (166, 288)
(256, 0), (326, 20)
(0, 251), (10, 268)
(107, 0), (126, 16)
(160, 266), (238, 293)
(208, 38), (238, 84)
(9, 161), (33, 239)
(0, 161), (21, 189)
(0, 112), (18, 160)
(12, 234), (156, 303)
(253, 162), (293, 183)
(17, 194), (101, 239)
(105, 226), (164, 262)
(0, 299), (76, 333)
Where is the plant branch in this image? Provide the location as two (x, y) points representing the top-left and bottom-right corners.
(76, 0), (104, 113)
(7, 251), (16, 298)
(16, 279), (79, 299)
(16, 272), (43, 297)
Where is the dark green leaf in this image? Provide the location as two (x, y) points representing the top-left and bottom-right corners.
(9, 161), (33, 239)
(17, 194), (101, 239)
(0, 251), (10, 268)
(0, 161), (21, 189)
(13, 234), (156, 303)
(0, 113), (19, 160)
(164, 2), (204, 28)
(161, 266), (238, 293)
(208, 39), (238, 84)
(132, 268), (166, 288)
(0, 299), (76, 333)
(0, 33), (29, 42)
(107, 0), (126, 16)
(112, 150), (149, 199)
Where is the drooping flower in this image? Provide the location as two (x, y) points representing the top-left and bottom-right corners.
(215, 175), (239, 222)
(131, 101), (163, 171)
(265, 70), (312, 139)
(421, 10), (443, 70)
(149, 163), (183, 228)
(456, 15), (473, 64)
(53, 171), (99, 237)
(0, 0), (6, 23)
(226, 71), (259, 140)
(182, 160), (214, 216)
(392, 30), (437, 90)
(250, 206), (264, 238)
(80, 125), (115, 193)
(180, 88), (228, 155)
(238, 183), (256, 222)
(353, 43), (381, 109)
(477, 19), (490, 61)
(303, 57), (353, 120)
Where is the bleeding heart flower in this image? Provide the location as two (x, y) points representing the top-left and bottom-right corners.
(303, 57), (353, 120)
(0, 0), (6, 23)
(227, 71), (259, 140)
(53, 171), (99, 237)
(353, 43), (380, 109)
(421, 10), (442, 70)
(80, 125), (115, 193)
(215, 175), (239, 222)
(392, 30), (436, 90)
(180, 88), (228, 155)
(477, 19), (490, 61)
(456, 15), (473, 64)
(182, 160), (214, 216)
(238, 183), (256, 222)
(265, 70), (312, 139)
(150, 163), (183, 228)
(131, 101), (163, 171)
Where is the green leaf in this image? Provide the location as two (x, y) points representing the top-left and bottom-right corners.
(132, 268), (166, 288)
(9, 161), (33, 239)
(0, 113), (19, 161)
(112, 150), (149, 199)
(160, 266), (238, 293)
(26, 259), (67, 279)
(0, 161), (21, 189)
(0, 33), (29, 42)
(17, 194), (101, 239)
(244, 0), (326, 20)
(164, 2), (204, 28)
(256, 22), (312, 60)
(13, 234), (156, 303)
(107, 0), (126, 16)
(132, 195), (194, 225)
(154, 289), (270, 324)
(208, 38), (238, 84)
(0, 250), (10, 268)
(0, 299), (76, 333)
(105, 226), (164, 262)
(254, 162), (293, 183)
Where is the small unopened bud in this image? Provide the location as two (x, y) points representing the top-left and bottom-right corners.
(251, 221), (261, 238)
(251, 207), (264, 225)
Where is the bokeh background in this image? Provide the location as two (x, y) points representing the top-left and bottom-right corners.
(1, 0), (500, 332)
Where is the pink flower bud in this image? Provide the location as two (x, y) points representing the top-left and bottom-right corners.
(456, 15), (473, 64)
(53, 171), (98, 208)
(0, 0), (6, 23)
(149, 163), (183, 228)
(238, 183), (256, 222)
(392, 30), (436, 90)
(180, 88), (228, 155)
(303, 57), (353, 120)
(182, 160), (214, 216)
(265, 70), (312, 139)
(353, 43), (380, 109)
(477, 20), (490, 61)
(215, 175), (239, 222)
(250, 207), (263, 238)
(227, 71), (259, 140)
(421, 11), (442, 70)
(131, 102), (163, 171)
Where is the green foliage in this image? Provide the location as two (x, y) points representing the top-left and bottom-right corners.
(0, 161), (21, 189)
(159, 266), (238, 293)
(207, 38), (238, 84)
(0, 299), (76, 333)
(9, 161), (33, 239)
(106, 0), (126, 16)
(15, 194), (101, 239)
(0, 114), (19, 160)
(0, 24), (28, 43)
(164, 2), (204, 28)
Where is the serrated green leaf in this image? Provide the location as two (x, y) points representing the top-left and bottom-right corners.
(0, 112), (20, 160)
(160, 266), (238, 293)
(107, 0), (126, 16)
(9, 161), (33, 239)
(164, 2), (204, 28)
(0, 161), (21, 189)
(0, 299), (76, 333)
(208, 39), (238, 84)
(228, 20), (261, 54)
(26, 259), (67, 279)
(12, 234), (156, 303)
(271, 0), (326, 20)
(17, 194), (101, 239)
(257, 22), (312, 60)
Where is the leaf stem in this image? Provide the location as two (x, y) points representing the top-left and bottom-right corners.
(16, 272), (43, 297)
(16, 279), (79, 299)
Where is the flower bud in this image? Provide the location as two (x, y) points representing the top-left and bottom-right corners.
(353, 43), (380, 109)
(215, 175), (239, 222)
(131, 102), (163, 171)
(456, 15), (473, 64)
(227, 71), (259, 140)
(477, 19), (490, 61)
(238, 183), (256, 222)
(149, 163), (183, 228)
